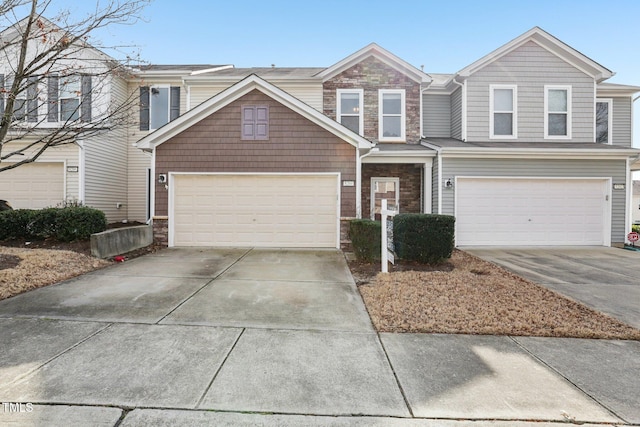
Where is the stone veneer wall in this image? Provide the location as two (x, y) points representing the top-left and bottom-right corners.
(323, 56), (422, 144)
(361, 163), (423, 218)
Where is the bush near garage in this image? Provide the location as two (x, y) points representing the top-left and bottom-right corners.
(0, 206), (107, 242)
(394, 214), (455, 264)
(349, 219), (381, 262)
(632, 224), (640, 233)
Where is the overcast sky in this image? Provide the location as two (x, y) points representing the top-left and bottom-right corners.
(23, 0), (640, 151)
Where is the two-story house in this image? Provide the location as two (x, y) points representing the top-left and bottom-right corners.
(0, 17), (133, 222)
(135, 27), (640, 248)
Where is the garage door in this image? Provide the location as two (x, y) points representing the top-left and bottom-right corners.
(456, 178), (609, 246)
(0, 163), (65, 209)
(172, 174), (339, 247)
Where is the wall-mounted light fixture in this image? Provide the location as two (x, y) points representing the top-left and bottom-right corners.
(444, 178), (454, 189)
(158, 174), (167, 184)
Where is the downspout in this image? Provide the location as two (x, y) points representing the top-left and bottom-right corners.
(357, 147), (379, 219)
(76, 140), (85, 204)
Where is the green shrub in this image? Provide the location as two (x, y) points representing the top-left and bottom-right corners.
(0, 206), (106, 241)
(632, 224), (640, 233)
(0, 209), (36, 240)
(55, 206), (107, 242)
(394, 214), (455, 264)
(349, 219), (381, 262)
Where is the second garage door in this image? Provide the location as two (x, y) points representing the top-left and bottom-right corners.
(171, 174), (339, 248)
(456, 178), (609, 246)
(0, 163), (65, 209)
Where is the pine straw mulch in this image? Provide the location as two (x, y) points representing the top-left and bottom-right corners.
(0, 246), (111, 300)
(354, 250), (640, 340)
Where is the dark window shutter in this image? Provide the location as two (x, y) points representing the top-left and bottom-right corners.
(47, 75), (59, 122)
(255, 106), (269, 140)
(81, 75), (91, 122)
(27, 76), (38, 122)
(170, 86), (180, 121)
(241, 106), (255, 139)
(139, 86), (149, 131)
(0, 74), (4, 115)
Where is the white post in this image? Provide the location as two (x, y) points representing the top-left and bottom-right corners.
(381, 199), (389, 273)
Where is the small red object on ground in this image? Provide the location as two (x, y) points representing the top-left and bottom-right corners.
(114, 255), (126, 262)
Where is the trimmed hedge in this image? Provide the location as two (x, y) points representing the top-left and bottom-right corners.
(394, 214), (455, 264)
(633, 224), (640, 234)
(349, 219), (381, 262)
(0, 206), (107, 242)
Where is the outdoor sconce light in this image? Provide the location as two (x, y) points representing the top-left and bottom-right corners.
(444, 178), (453, 189)
(158, 174), (167, 184)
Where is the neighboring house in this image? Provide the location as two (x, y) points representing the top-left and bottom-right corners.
(135, 27), (640, 248)
(633, 181), (640, 225)
(0, 18), (138, 222)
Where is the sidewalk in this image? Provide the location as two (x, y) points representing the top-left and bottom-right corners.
(0, 248), (637, 426)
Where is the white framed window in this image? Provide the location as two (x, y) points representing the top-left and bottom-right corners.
(370, 177), (399, 220)
(378, 89), (405, 141)
(595, 98), (612, 144)
(544, 85), (572, 139)
(490, 85), (517, 139)
(337, 89), (363, 135)
(149, 85), (170, 130)
(59, 75), (81, 122)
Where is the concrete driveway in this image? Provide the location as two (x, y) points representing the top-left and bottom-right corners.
(0, 247), (638, 426)
(464, 246), (640, 329)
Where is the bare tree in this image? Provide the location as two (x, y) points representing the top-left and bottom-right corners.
(0, 0), (150, 172)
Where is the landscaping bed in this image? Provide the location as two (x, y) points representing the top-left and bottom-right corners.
(352, 249), (640, 340)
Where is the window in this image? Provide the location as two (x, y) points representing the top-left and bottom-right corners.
(47, 74), (92, 123)
(337, 89), (363, 135)
(139, 85), (180, 131)
(545, 85), (571, 139)
(0, 75), (38, 122)
(371, 177), (399, 220)
(241, 105), (269, 140)
(490, 85), (517, 138)
(379, 89), (405, 141)
(596, 98), (612, 144)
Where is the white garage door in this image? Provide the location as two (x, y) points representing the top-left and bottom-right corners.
(456, 178), (609, 246)
(172, 174), (339, 247)
(0, 163), (64, 209)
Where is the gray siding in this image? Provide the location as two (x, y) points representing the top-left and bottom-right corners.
(431, 155), (439, 212)
(612, 97), (632, 147)
(423, 94), (451, 137)
(440, 157), (628, 243)
(451, 88), (462, 140)
(466, 41), (595, 143)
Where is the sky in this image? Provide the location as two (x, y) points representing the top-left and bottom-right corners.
(10, 0), (640, 151)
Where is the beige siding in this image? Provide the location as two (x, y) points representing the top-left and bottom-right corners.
(440, 157), (627, 243)
(0, 140), (80, 204)
(466, 41), (595, 142)
(612, 97), (632, 147)
(189, 82), (323, 111)
(423, 94), (451, 137)
(83, 76), (129, 222)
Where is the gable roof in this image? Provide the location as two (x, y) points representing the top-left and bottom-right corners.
(316, 43), (431, 84)
(135, 74), (372, 151)
(457, 27), (614, 83)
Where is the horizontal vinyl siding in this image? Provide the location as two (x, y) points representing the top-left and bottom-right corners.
(451, 88), (462, 140)
(466, 41), (595, 143)
(423, 94), (451, 137)
(441, 157), (627, 243)
(612, 97), (632, 147)
(83, 76), (128, 222)
(127, 143), (151, 222)
(431, 155), (439, 213)
(189, 82), (323, 111)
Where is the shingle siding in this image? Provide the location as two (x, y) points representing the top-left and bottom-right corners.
(466, 41), (595, 143)
(440, 157), (627, 243)
(155, 89), (356, 217)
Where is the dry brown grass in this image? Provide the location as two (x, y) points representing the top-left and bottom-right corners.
(0, 246), (110, 300)
(357, 250), (640, 340)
